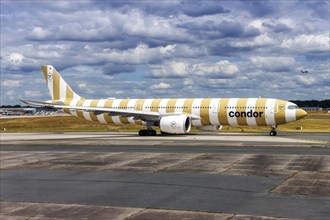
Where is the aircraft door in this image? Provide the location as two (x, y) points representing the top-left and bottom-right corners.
(272, 102), (278, 114)
(209, 99), (219, 125)
(212, 101), (218, 114)
(135, 102), (142, 110)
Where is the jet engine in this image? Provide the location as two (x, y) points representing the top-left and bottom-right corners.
(196, 125), (222, 132)
(160, 115), (191, 134)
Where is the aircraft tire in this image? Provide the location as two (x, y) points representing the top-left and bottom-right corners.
(270, 131), (277, 136)
(148, 130), (157, 136)
(139, 129), (156, 136)
(139, 130), (147, 136)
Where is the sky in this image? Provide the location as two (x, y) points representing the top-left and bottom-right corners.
(1, 0), (329, 105)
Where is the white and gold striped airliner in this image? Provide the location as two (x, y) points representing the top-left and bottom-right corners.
(22, 65), (307, 136)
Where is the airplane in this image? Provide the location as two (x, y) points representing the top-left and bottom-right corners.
(301, 69), (308, 73)
(21, 65), (307, 136)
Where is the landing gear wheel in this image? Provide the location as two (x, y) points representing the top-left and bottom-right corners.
(269, 125), (277, 136)
(270, 131), (277, 136)
(139, 130), (146, 136)
(147, 130), (157, 136)
(139, 129), (157, 136)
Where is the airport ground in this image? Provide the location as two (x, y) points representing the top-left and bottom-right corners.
(0, 110), (329, 133)
(0, 132), (329, 220)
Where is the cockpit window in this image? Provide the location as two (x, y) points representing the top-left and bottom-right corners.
(287, 105), (298, 109)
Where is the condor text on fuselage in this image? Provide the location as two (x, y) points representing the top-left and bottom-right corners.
(228, 109), (264, 118)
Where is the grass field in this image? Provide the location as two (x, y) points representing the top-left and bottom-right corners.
(0, 111), (329, 133)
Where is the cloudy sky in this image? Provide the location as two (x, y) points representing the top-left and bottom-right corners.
(1, 0), (329, 105)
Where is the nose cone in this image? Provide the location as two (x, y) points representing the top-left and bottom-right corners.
(296, 109), (307, 120)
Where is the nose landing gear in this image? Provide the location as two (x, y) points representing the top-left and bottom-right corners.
(270, 126), (277, 136)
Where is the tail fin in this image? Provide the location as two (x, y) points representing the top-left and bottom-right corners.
(41, 65), (81, 101)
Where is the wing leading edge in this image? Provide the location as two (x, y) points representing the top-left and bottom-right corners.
(20, 99), (200, 122)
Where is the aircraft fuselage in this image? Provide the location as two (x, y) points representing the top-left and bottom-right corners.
(62, 97), (306, 127)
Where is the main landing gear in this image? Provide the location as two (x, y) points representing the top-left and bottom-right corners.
(139, 121), (157, 136)
(270, 126), (277, 136)
(139, 129), (157, 136)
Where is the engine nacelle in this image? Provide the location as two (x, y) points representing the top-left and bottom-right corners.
(196, 125), (222, 132)
(160, 115), (191, 134)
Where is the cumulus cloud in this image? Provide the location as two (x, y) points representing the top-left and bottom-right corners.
(147, 60), (239, 79)
(250, 57), (296, 72)
(193, 60), (239, 78)
(102, 44), (177, 66)
(25, 9), (189, 43)
(183, 78), (194, 87)
(114, 90), (124, 95)
(281, 34), (330, 58)
(1, 0), (329, 104)
(148, 61), (190, 78)
(179, 20), (260, 39)
(78, 82), (87, 89)
(28, 27), (52, 40)
(8, 53), (24, 63)
(262, 21), (291, 33)
(229, 34), (275, 48)
(150, 82), (171, 90)
(2, 53), (37, 72)
(24, 91), (42, 98)
(1, 80), (22, 87)
(295, 75), (318, 86)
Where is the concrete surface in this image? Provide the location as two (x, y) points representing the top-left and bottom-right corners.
(272, 172), (330, 197)
(0, 131), (323, 143)
(1, 132), (329, 219)
(2, 151), (329, 174)
(1, 201), (295, 220)
(2, 169), (329, 219)
(1, 144), (329, 155)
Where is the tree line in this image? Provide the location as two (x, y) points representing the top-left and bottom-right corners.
(289, 99), (329, 108)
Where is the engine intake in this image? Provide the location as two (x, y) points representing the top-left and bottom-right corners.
(160, 115), (191, 134)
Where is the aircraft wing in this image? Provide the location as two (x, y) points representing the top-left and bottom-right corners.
(20, 99), (200, 122)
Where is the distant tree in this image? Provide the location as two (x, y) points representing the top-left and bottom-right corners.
(319, 99), (330, 108)
(290, 99), (329, 108)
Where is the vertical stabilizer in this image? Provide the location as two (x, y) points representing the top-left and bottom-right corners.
(41, 65), (81, 101)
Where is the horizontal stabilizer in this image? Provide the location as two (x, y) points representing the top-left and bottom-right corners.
(20, 99), (64, 107)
